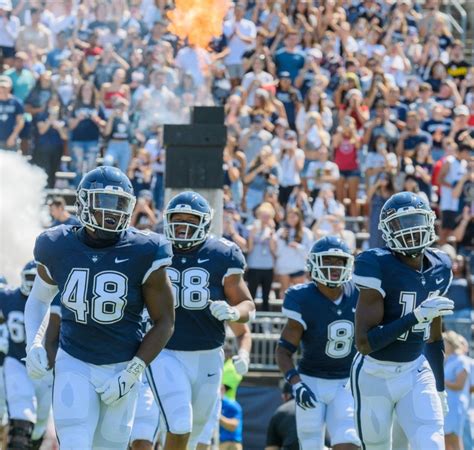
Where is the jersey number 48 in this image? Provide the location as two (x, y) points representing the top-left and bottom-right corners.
(61, 269), (128, 324)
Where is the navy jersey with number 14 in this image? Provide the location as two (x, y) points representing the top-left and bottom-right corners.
(283, 281), (359, 379)
(353, 247), (452, 363)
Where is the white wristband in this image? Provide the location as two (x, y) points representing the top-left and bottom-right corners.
(126, 356), (146, 381)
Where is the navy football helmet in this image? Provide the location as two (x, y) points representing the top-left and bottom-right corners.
(164, 191), (213, 249)
(379, 191), (436, 257)
(76, 167), (136, 236)
(307, 236), (354, 288)
(20, 261), (37, 296)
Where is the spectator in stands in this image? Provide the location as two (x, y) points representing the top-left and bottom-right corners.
(311, 186), (345, 224)
(265, 382), (298, 450)
(3, 51), (35, 101)
(48, 196), (80, 227)
(128, 148), (153, 195)
(0, 74), (23, 150)
(16, 7), (52, 56)
(241, 55), (274, 107)
(46, 30), (72, 70)
(396, 110), (432, 158)
(422, 103), (452, 160)
(263, 185), (285, 227)
(438, 143), (469, 244)
(363, 99), (399, 154)
(0, 0), (20, 65)
(243, 145), (280, 214)
(240, 113), (273, 165)
(364, 135), (397, 187)
(224, 136), (246, 210)
(69, 80), (106, 186)
(103, 97), (132, 173)
(219, 384), (243, 450)
(299, 112), (330, 172)
(223, 2), (257, 88)
(225, 94), (251, 138)
(274, 207), (312, 294)
(447, 40), (471, 85)
(367, 172), (396, 248)
(444, 330), (471, 450)
(286, 185), (312, 227)
(451, 105), (473, 146)
(130, 189), (158, 231)
(333, 115), (361, 217)
(273, 29), (305, 83)
(223, 203), (248, 252)
(278, 130), (305, 207)
(304, 145), (340, 199)
(295, 87), (332, 136)
(31, 93), (68, 188)
(275, 71), (302, 131)
(247, 202), (276, 311)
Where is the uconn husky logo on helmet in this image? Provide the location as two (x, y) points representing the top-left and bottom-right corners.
(20, 260), (37, 296)
(164, 191), (213, 249)
(76, 166), (136, 238)
(379, 191), (436, 257)
(307, 236), (354, 288)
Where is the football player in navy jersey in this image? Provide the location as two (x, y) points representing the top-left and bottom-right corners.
(146, 191), (255, 450)
(0, 262), (60, 450)
(23, 166), (175, 450)
(353, 191), (454, 450)
(276, 236), (361, 450)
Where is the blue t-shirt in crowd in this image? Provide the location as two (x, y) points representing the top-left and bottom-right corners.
(0, 96), (24, 141)
(220, 397), (243, 443)
(446, 278), (471, 311)
(70, 105), (106, 142)
(46, 48), (72, 70)
(274, 49), (305, 82)
(35, 111), (64, 148)
(402, 130), (432, 152)
(388, 102), (407, 123)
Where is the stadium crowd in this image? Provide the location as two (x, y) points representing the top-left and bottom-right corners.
(0, 0), (473, 448)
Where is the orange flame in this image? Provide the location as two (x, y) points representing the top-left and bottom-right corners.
(167, 0), (231, 48)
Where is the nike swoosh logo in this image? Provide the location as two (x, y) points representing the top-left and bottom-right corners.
(435, 278), (444, 285)
(198, 258), (210, 263)
(207, 373), (216, 377)
(115, 257), (129, 263)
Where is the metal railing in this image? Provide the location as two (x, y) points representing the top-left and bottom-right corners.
(445, 0), (468, 43)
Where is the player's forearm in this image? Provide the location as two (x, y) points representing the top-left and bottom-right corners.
(234, 300), (255, 323)
(25, 298), (51, 350)
(235, 328), (252, 354)
(135, 317), (174, 365)
(362, 313), (418, 355)
(275, 347), (301, 384)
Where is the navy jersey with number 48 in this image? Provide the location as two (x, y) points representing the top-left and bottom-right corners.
(353, 247), (452, 363)
(0, 288), (61, 362)
(283, 281), (359, 379)
(166, 236), (246, 351)
(33, 225), (173, 365)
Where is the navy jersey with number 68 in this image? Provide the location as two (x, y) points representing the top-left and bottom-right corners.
(353, 247), (452, 363)
(166, 236), (246, 351)
(283, 281), (359, 379)
(34, 225), (173, 365)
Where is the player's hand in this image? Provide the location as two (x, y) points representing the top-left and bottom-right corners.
(25, 343), (50, 380)
(96, 356), (145, 406)
(413, 296), (454, 323)
(438, 391), (449, 417)
(293, 382), (317, 410)
(209, 300), (240, 322)
(232, 349), (250, 375)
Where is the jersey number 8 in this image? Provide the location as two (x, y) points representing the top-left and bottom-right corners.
(326, 320), (354, 358)
(62, 269), (128, 324)
(167, 267), (210, 310)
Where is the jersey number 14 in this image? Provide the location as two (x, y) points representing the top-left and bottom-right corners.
(61, 269), (128, 324)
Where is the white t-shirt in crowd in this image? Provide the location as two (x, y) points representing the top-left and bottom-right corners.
(279, 148), (305, 187)
(175, 46), (211, 87)
(223, 18), (256, 65)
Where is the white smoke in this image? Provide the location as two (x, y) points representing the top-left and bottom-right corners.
(0, 151), (47, 286)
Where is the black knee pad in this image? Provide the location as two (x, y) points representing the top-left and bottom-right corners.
(8, 419), (33, 450)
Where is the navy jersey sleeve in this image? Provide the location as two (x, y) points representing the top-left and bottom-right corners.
(431, 249), (453, 296)
(220, 239), (246, 281)
(282, 287), (307, 330)
(142, 233), (173, 284)
(353, 250), (386, 297)
(33, 227), (62, 280)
